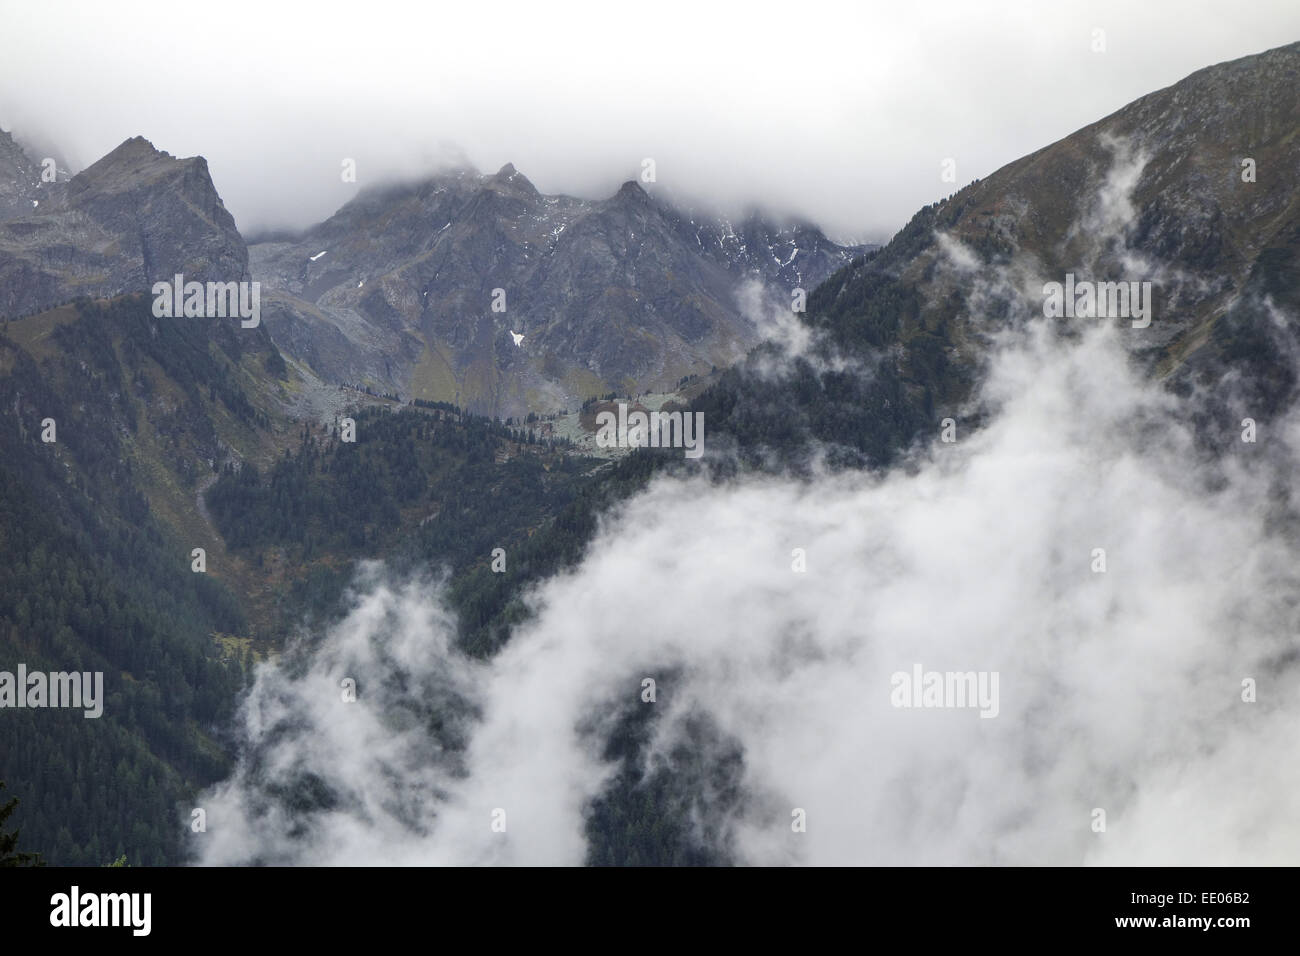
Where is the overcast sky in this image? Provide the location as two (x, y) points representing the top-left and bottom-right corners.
(2, 0), (1297, 241)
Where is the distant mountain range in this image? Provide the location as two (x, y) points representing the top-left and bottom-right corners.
(1, 40), (1296, 866)
(251, 164), (869, 418)
(0, 132), (869, 417)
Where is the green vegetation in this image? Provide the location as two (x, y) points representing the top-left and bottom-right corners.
(0, 247), (957, 865)
(0, 298), (257, 865)
(0, 781), (43, 866)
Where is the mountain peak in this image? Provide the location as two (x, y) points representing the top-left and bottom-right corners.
(615, 179), (650, 204)
(488, 161), (539, 197)
(114, 135), (170, 160)
(0, 131), (247, 315)
(74, 136), (184, 189)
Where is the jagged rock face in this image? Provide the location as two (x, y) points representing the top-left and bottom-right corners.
(810, 41), (1300, 417)
(0, 128), (53, 223)
(0, 136), (249, 319)
(251, 165), (869, 417)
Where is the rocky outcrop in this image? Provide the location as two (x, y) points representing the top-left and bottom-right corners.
(0, 136), (249, 318)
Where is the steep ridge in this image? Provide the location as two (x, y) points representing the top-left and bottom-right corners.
(811, 41), (1300, 429)
(691, 41), (1300, 470)
(0, 295), (271, 864)
(0, 136), (250, 319)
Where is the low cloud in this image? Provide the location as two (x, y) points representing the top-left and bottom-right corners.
(195, 312), (1300, 865)
(193, 106), (1300, 869)
(4, 1), (1298, 239)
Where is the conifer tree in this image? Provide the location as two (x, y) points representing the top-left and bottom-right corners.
(0, 782), (43, 867)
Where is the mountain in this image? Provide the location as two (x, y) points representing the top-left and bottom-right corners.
(691, 41), (1300, 469)
(0, 137), (291, 864)
(2, 41), (1298, 866)
(0, 294), (270, 864)
(439, 39), (1300, 671)
(423, 42), (1300, 864)
(0, 289), (602, 864)
(250, 165), (869, 418)
(0, 136), (250, 320)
